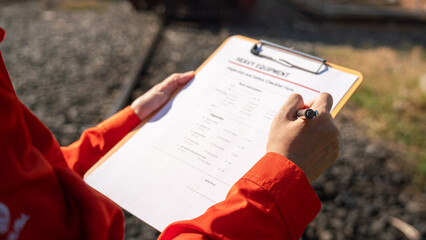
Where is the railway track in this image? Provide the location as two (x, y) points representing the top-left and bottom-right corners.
(106, 18), (168, 117)
(106, 1), (251, 117)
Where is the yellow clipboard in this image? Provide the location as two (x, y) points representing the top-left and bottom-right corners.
(85, 35), (363, 178)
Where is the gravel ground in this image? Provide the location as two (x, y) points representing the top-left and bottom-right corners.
(309, 108), (426, 240)
(1, 0), (425, 239)
(0, 0), (160, 145)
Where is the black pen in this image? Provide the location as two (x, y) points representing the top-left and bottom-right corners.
(297, 108), (318, 119)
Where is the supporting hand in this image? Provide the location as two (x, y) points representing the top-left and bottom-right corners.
(131, 71), (195, 121)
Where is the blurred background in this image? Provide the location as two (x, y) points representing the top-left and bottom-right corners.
(0, 0), (425, 239)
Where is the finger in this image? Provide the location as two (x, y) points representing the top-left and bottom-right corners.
(160, 71), (194, 95)
(279, 93), (305, 121)
(177, 71), (195, 84)
(304, 97), (315, 108)
(310, 92), (333, 113)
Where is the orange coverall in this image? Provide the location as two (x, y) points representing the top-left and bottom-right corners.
(0, 28), (320, 240)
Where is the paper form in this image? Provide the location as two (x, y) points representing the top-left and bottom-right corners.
(84, 36), (359, 231)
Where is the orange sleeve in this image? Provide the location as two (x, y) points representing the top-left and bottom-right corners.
(159, 152), (321, 240)
(1, 28), (125, 239)
(61, 106), (140, 177)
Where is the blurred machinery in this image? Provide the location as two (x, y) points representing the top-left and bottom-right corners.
(290, 0), (426, 21)
(127, 0), (256, 20)
(127, 0), (425, 21)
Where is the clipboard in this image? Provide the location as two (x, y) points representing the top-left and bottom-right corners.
(86, 35), (362, 178)
(84, 35), (362, 231)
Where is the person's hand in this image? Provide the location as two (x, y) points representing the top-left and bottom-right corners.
(266, 93), (339, 183)
(131, 71), (195, 121)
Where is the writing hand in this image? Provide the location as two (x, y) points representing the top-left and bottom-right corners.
(266, 93), (339, 183)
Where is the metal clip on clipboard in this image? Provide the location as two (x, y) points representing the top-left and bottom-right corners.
(251, 40), (326, 74)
